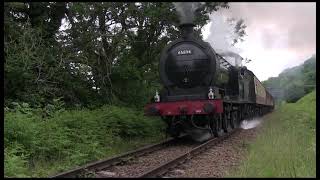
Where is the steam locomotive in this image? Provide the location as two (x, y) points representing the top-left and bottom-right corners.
(144, 23), (274, 141)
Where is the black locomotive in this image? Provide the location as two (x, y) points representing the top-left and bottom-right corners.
(145, 22), (274, 141)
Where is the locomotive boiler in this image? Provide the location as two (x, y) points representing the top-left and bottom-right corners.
(144, 22), (274, 142)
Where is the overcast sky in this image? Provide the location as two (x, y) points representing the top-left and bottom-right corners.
(202, 2), (316, 81)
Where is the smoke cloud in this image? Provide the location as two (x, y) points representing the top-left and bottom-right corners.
(204, 11), (242, 54)
(202, 11), (244, 66)
(173, 2), (203, 24)
(240, 117), (264, 130)
(203, 2), (315, 81)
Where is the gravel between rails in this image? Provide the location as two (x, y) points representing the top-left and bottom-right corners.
(163, 123), (263, 177)
(95, 138), (200, 178)
(95, 118), (265, 178)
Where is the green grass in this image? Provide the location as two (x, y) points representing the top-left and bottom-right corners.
(227, 90), (316, 177)
(4, 105), (166, 177)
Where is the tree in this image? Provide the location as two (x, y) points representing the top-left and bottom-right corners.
(227, 18), (247, 46)
(58, 2), (232, 107)
(4, 2), (95, 107)
(5, 2), (247, 108)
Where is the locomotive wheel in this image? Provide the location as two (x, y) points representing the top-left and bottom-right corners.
(167, 126), (180, 138)
(259, 108), (262, 116)
(239, 107), (243, 121)
(231, 111), (239, 129)
(211, 114), (224, 137)
(218, 114), (225, 136)
(166, 116), (182, 138)
(223, 112), (232, 133)
(252, 108), (255, 117)
(247, 107), (252, 119)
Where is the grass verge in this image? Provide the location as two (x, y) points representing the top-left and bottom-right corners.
(227, 90), (316, 177)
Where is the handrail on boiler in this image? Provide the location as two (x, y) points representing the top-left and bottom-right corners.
(216, 53), (232, 69)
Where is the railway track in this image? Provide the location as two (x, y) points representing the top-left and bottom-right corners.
(51, 129), (240, 178)
(139, 129), (240, 178)
(50, 135), (186, 178)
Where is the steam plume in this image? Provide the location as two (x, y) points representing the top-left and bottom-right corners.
(173, 2), (204, 24)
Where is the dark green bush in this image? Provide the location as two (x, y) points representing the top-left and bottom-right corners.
(4, 104), (165, 177)
(4, 143), (30, 177)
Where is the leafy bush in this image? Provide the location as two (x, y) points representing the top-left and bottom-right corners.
(4, 104), (165, 177)
(4, 143), (30, 177)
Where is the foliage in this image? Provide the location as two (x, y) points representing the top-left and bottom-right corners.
(227, 18), (247, 46)
(227, 91), (316, 177)
(263, 55), (316, 103)
(4, 2), (247, 177)
(4, 104), (165, 177)
(4, 143), (30, 177)
(4, 2), (243, 108)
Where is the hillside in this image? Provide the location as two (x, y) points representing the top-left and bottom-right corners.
(262, 54), (316, 103)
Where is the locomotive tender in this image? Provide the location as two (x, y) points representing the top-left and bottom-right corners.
(144, 22), (274, 141)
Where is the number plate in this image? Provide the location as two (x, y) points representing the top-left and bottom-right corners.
(177, 49), (192, 55)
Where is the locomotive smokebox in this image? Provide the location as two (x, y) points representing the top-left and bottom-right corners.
(159, 19), (218, 93)
(179, 23), (195, 39)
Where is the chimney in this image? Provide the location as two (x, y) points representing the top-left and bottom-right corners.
(179, 23), (195, 39)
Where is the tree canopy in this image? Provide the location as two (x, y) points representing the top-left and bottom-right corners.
(5, 2), (246, 108)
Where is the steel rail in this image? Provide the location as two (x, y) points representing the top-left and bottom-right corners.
(139, 129), (240, 178)
(50, 135), (186, 178)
